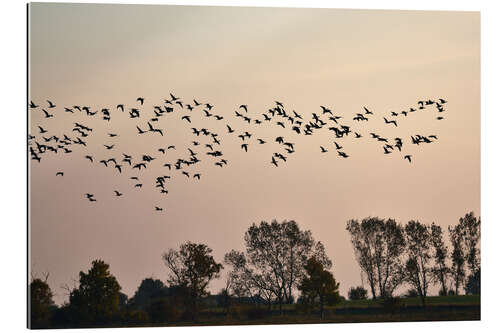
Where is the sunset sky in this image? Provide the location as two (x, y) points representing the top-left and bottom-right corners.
(28, 3), (480, 303)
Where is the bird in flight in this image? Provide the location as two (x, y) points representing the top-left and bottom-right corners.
(137, 97), (144, 105)
(384, 117), (397, 127)
(114, 190), (123, 196)
(42, 109), (54, 118)
(47, 100), (56, 108)
(56, 172), (64, 176)
(404, 155), (412, 163)
(320, 146), (328, 153)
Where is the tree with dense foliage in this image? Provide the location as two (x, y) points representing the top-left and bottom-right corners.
(348, 286), (368, 300)
(404, 220), (432, 307)
(225, 219), (331, 314)
(68, 259), (122, 325)
(162, 242), (223, 318)
(128, 278), (169, 311)
(29, 276), (55, 328)
(429, 223), (450, 295)
(465, 268), (480, 295)
(298, 257), (340, 318)
(346, 217), (406, 299)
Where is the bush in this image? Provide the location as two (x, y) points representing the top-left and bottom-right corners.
(405, 289), (419, 298)
(148, 299), (182, 323)
(348, 286), (368, 300)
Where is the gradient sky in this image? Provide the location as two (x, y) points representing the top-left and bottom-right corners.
(28, 3), (480, 304)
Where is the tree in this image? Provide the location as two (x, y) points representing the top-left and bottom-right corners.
(465, 268), (480, 295)
(69, 259), (122, 325)
(29, 275), (55, 328)
(448, 224), (466, 295)
(459, 212), (481, 275)
(224, 250), (276, 310)
(430, 223), (450, 295)
(346, 217), (405, 299)
(298, 257), (341, 319)
(404, 220), (432, 307)
(348, 286), (368, 300)
(226, 219), (331, 314)
(162, 242), (223, 317)
(128, 278), (169, 311)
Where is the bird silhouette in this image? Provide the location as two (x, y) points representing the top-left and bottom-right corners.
(56, 172), (64, 176)
(384, 117), (397, 127)
(114, 190), (123, 196)
(47, 100), (56, 108)
(404, 155), (412, 163)
(42, 109), (54, 118)
(320, 146), (328, 153)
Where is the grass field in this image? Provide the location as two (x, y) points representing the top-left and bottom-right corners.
(186, 295), (481, 326)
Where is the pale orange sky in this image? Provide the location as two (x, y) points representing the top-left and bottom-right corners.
(28, 3), (479, 303)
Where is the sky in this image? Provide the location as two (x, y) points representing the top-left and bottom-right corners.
(28, 3), (480, 304)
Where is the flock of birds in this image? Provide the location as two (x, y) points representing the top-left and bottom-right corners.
(29, 95), (447, 211)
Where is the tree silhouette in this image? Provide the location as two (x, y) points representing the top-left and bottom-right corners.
(430, 223), (450, 295)
(68, 259), (121, 325)
(29, 276), (55, 328)
(128, 278), (168, 311)
(346, 217), (405, 299)
(404, 220), (432, 307)
(226, 219), (331, 314)
(448, 224), (466, 295)
(298, 257), (341, 319)
(162, 242), (222, 318)
(459, 212), (481, 276)
(348, 286), (368, 300)
(465, 268), (480, 295)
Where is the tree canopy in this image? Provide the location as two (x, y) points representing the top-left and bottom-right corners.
(68, 259), (122, 325)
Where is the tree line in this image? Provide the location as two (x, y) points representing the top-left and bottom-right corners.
(346, 212), (480, 306)
(29, 213), (480, 328)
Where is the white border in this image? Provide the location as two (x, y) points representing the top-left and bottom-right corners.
(1, 0), (498, 332)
